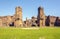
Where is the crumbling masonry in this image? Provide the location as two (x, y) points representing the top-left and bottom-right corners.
(0, 6), (60, 27)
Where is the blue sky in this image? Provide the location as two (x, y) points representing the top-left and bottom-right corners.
(0, 0), (60, 20)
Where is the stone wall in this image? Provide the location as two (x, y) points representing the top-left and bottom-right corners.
(0, 6), (60, 27)
(37, 6), (45, 27)
(14, 6), (23, 27)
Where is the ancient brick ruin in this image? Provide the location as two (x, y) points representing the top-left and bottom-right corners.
(0, 6), (60, 27)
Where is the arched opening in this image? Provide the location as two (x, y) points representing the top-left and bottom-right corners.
(9, 22), (14, 27)
(32, 23), (37, 27)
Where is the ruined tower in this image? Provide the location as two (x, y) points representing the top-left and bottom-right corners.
(14, 6), (23, 27)
(37, 6), (45, 27)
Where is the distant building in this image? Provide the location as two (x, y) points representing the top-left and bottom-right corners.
(0, 6), (23, 27)
(0, 6), (60, 27)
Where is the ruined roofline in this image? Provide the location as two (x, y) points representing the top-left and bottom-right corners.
(0, 15), (13, 18)
(15, 6), (22, 9)
(45, 15), (60, 18)
(38, 6), (44, 10)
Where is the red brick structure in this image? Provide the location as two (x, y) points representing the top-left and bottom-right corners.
(37, 7), (45, 27)
(14, 7), (23, 27)
(0, 6), (60, 27)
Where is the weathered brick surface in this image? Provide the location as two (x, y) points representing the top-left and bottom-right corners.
(0, 6), (60, 27)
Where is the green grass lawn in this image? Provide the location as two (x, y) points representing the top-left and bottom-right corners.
(0, 27), (60, 39)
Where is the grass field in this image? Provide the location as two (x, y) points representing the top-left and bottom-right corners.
(0, 27), (60, 39)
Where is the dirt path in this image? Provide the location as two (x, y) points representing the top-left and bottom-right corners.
(21, 27), (40, 29)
